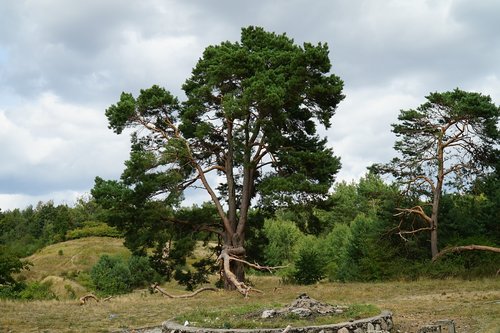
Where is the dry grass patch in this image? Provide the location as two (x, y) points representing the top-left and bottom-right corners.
(1, 277), (499, 332)
(18, 237), (130, 282)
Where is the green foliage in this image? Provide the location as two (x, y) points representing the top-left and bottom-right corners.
(0, 246), (31, 285)
(292, 237), (326, 285)
(0, 282), (25, 299)
(18, 281), (57, 300)
(90, 255), (132, 295)
(127, 255), (160, 288)
(65, 221), (122, 240)
(90, 254), (160, 295)
(173, 258), (218, 291)
(322, 224), (352, 281)
(336, 214), (396, 282)
(1, 280), (57, 300)
(262, 217), (305, 266)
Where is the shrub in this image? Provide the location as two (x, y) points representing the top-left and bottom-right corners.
(66, 221), (122, 240)
(0, 283), (25, 299)
(128, 255), (159, 288)
(90, 255), (132, 295)
(292, 237), (326, 285)
(19, 281), (57, 300)
(263, 218), (305, 266)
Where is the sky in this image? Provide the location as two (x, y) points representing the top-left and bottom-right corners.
(1, 0), (499, 211)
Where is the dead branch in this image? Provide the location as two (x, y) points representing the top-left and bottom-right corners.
(227, 255), (288, 273)
(151, 283), (217, 298)
(395, 205), (432, 224)
(79, 294), (114, 305)
(79, 294), (99, 305)
(432, 245), (500, 262)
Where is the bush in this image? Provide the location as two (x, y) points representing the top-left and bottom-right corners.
(90, 255), (132, 295)
(0, 247), (31, 286)
(263, 218), (305, 266)
(19, 281), (57, 300)
(128, 255), (159, 288)
(0, 283), (25, 299)
(91, 254), (162, 295)
(337, 214), (396, 282)
(66, 221), (122, 240)
(292, 237), (326, 285)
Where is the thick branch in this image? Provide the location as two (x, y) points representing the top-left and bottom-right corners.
(432, 245), (500, 262)
(217, 251), (263, 297)
(395, 206), (433, 224)
(227, 256), (288, 273)
(151, 283), (217, 298)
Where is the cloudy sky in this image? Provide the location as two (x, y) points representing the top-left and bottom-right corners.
(1, 0), (499, 210)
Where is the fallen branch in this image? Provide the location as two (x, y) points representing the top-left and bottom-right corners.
(79, 294), (114, 305)
(432, 244), (500, 262)
(151, 283), (217, 298)
(79, 293), (99, 305)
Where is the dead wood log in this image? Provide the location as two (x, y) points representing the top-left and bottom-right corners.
(432, 244), (500, 262)
(79, 294), (114, 305)
(151, 283), (217, 298)
(79, 293), (99, 305)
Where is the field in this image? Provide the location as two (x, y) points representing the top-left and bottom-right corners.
(1, 237), (499, 332)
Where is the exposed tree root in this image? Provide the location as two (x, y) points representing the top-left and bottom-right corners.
(151, 283), (217, 298)
(432, 244), (500, 261)
(218, 249), (284, 297)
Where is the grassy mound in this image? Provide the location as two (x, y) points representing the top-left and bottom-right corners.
(18, 237), (130, 282)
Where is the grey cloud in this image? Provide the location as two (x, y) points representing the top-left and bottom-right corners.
(1, 0), (499, 209)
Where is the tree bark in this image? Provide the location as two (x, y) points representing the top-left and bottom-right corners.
(432, 244), (500, 261)
(430, 131), (445, 258)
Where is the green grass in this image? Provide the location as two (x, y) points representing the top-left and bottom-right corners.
(175, 303), (379, 329)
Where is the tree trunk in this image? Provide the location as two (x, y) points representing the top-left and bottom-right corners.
(223, 259), (245, 290)
(221, 231), (246, 290)
(430, 133), (445, 259)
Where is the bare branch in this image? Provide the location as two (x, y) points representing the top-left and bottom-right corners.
(151, 283), (217, 298)
(394, 206), (432, 224)
(226, 255), (288, 273)
(432, 245), (500, 262)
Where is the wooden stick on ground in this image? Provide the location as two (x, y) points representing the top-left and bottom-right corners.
(151, 283), (217, 298)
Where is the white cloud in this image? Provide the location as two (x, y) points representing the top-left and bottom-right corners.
(0, 190), (83, 211)
(0, 92), (130, 203)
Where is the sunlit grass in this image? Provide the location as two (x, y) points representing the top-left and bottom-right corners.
(1, 277), (499, 332)
(3, 238), (499, 332)
(175, 303), (379, 329)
